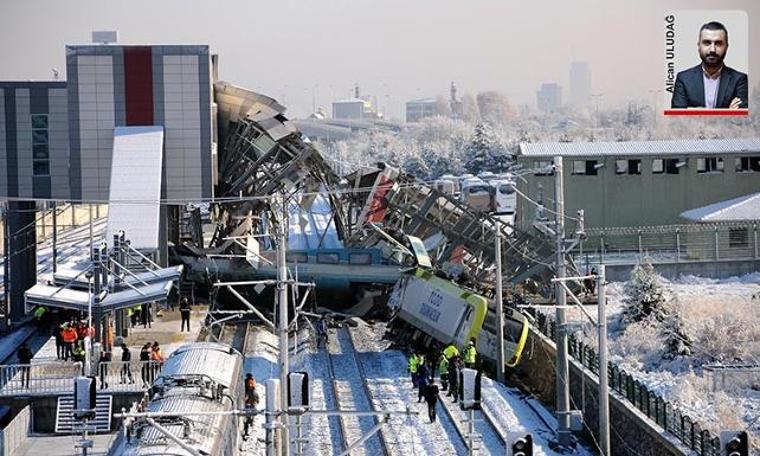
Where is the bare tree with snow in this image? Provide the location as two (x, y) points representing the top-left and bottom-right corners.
(660, 296), (692, 360)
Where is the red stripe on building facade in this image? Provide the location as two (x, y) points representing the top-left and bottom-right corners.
(124, 47), (154, 125)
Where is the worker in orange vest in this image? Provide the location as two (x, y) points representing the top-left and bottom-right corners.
(61, 324), (78, 361)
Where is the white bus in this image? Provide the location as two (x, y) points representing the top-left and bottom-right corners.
(435, 174), (459, 196)
(490, 179), (516, 215)
(461, 178), (492, 212)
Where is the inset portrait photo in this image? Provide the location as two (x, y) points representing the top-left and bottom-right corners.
(663, 10), (749, 116)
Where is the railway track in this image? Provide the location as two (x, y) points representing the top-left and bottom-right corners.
(438, 388), (506, 455)
(325, 326), (389, 456)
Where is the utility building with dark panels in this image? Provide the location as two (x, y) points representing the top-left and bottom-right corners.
(515, 138), (760, 232)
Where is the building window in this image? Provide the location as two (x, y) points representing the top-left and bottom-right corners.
(616, 159), (641, 175)
(572, 160), (599, 175)
(31, 114), (49, 176)
(33, 161), (50, 175)
(735, 157), (760, 173)
(665, 158), (682, 174)
(729, 228), (749, 248)
(31, 114), (48, 129)
(533, 160), (554, 176)
(697, 157), (724, 173)
(654, 158), (683, 174)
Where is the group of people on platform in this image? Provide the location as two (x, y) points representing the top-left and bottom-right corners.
(408, 337), (478, 423)
(127, 302), (154, 329)
(53, 319), (96, 362)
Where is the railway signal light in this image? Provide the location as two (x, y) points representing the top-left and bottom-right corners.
(721, 430), (748, 456)
(507, 432), (533, 456)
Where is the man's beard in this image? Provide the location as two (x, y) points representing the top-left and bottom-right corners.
(700, 52), (724, 67)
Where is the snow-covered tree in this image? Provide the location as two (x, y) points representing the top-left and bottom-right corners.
(402, 154), (431, 181)
(660, 296), (691, 359)
(622, 261), (667, 323)
(463, 123), (512, 174)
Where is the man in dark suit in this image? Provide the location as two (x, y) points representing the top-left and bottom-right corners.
(671, 21), (748, 109)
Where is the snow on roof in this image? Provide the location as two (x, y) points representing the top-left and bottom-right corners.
(519, 138), (760, 157)
(406, 98), (437, 104)
(332, 97), (366, 104)
(680, 192), (760, 222)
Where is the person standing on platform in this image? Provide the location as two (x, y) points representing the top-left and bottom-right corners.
(150, 341), (164, 382)
(140, 343), (151, 387)
(141, 302), (151, 329)
(17, 343), (33, 388)
(99, 349), (111, 389)
(180, 297), (191, 332)
(120, 343), (134, 384)
(55, 324), (64, 360)
(62, 324), (78, 361)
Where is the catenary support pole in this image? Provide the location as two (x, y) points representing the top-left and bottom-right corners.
(495, 221), (505, 383)
(554, 156), (572, 446)
(597, 265), (610, 456)
(266, 379), (279, 456)
(278, 196), (290, 456)
(52, 201), (57, 273)
(89, 204), (93, 260)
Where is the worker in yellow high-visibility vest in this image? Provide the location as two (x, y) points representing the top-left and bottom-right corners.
(443, 343), (459, 361)
(408, 351), (425, 389)
(463, 338), (477, 369)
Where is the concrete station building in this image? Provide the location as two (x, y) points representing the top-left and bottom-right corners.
(1, 39), (218, 322)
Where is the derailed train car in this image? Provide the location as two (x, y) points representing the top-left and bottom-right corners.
(110, 342), (244, 456)
(388, 268), (529, 368)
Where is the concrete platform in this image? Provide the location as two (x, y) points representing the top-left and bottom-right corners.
(122, 303), (208, 354)
(16, 433), (116, 456)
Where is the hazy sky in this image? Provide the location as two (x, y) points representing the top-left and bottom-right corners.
(1, 0), (757, 119)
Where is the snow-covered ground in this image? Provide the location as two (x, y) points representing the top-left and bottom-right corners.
(241, 320), (594, 455)
(561, 272), (760, 450)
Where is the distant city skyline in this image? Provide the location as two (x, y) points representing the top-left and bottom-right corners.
(1, 0), (758, 119)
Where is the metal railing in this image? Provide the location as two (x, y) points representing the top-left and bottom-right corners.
(95, 360), (163, 391)
(0, 360), (163, 396)
(529, 311), (723, 456)
(0, 362), (83, 396)
(573, 223), (760, 266)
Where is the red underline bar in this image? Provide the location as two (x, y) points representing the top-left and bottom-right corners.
(663, 109), (749, 116)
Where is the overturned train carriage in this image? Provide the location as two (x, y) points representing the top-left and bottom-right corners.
(111, 342), (244, 456)
(389, 268), (529, 368)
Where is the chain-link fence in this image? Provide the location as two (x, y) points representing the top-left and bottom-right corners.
(571, 223), (760, 266)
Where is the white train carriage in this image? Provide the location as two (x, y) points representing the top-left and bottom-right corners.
(112, 342), (244, 456)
